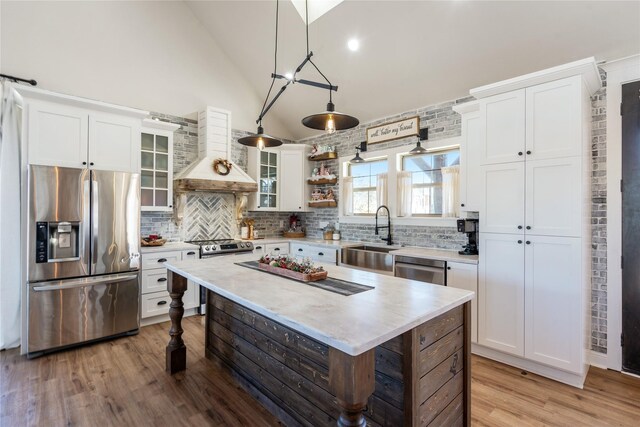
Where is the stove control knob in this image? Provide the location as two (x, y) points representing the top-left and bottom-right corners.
(204, 246), (210, 251)
(239, 243), (245, 248)
(211, 245), (217, 250)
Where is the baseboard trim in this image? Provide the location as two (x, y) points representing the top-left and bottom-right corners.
(472, 344), (587, 388)
(590, 350), (608, 369)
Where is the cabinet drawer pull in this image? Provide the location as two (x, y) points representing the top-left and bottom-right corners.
(187, 251), (196, 255)
(255, 246), (262, 250)
(518, 225), (523, 230)
(526, 241), (531, 245)
(157, 300), (168, 306)
(518, 240), (523, 244)
(298, 248), (303, 252)
(274, 247), (280, 251)
(526, 150), (532, 155)
(450, 353), (459, 374)
(157, 258), (167, 263)
(518, 151), (523, 156)
(318, 252), (324, 256)
(157, 277), (167, 282)
(526, 226), (531, 230)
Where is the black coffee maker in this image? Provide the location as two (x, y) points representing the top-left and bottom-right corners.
(457, 219), (478, 255)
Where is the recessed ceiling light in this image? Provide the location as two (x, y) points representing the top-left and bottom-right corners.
(285, 72), (293, 80)
(347, 38), (359, 52)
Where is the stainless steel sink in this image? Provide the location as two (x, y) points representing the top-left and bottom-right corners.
(341, 245), (398, 273)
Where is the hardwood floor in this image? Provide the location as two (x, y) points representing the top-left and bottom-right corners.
(2, 317), (640, 426)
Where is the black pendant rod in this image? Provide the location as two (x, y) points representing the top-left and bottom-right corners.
(0, 73), (37, 86)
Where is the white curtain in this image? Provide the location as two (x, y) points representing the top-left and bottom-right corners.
(441, 165), (460, 218)
(342, 176), (353, 216)
(397, 171), (413, 217)
(0, 82), (22, 350)
(376, 173), (388, 209)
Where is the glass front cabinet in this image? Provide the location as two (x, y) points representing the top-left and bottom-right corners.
(140, 119), (180, 211)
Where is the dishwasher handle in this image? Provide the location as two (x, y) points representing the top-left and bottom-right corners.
(395, 262), (445, 275)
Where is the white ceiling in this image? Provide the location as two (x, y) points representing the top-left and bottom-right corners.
(186, 0), (640, 140)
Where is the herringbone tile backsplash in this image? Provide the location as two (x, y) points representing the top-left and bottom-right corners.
(183, 194), (235, 241)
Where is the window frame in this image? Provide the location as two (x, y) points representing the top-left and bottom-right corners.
(347, 157), (389, 216)
(337, 137), (461, 227)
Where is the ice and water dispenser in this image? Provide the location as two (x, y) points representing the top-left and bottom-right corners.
(35, 221), (81, 263)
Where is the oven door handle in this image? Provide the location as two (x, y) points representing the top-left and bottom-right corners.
(32, 273), (138, 291)
(394, 263), (445, 274)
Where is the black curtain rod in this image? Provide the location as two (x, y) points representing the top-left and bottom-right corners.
(0, 73), (37, 86)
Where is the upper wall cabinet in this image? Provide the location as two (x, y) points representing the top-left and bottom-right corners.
(141, 119), (180, 211)
(18, 86), (147, 173)
(454, 101), (481, 212)
(479, 89), (526, 165)
(247, 144), (309, 212)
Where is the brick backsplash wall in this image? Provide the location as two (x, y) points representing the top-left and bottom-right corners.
(591, 69), (607, 354)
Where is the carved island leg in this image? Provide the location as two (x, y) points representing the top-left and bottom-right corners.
(166, 271), (188, 374)
(328, 347), (376, 427)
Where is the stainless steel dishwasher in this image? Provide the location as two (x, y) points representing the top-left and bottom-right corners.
(394, 255), (446, 285)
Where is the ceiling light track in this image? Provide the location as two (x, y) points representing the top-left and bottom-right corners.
(239, 0), (359, 149)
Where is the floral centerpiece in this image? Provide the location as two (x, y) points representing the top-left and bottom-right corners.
(258, 254), (328, 282)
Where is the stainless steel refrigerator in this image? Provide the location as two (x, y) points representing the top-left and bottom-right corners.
(27, 165), (141, 357)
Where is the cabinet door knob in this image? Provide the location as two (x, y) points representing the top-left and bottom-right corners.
(526, 150), (532, 155)
(447, 266), (451, 270)
(90, 162), (94, 166)
(526, 241), (531, 245)
(518, 151), (523, 156)
(169, 205), (173, 208)
(518, 240), (523, 244)
(518, 225), (523, 230)
(526, 226), (531, 230)
(82, 161), (87, 165)
(461, 203), (465, 207)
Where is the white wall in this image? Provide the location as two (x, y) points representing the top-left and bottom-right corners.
(0, 0), (291, 138)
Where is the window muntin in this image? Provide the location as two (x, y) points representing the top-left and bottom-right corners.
(402, 149), (459, 216)
(348, 159), (388, 215)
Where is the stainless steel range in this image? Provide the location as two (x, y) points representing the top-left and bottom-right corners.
(184, 238), (254, 313)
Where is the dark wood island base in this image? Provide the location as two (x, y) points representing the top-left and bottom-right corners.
(166, 271), (471, 426)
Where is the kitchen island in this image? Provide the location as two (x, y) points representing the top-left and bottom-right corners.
(163, 253), (474, 426)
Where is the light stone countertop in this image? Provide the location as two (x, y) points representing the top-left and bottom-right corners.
(164, 252), (474, 356)
(249, 237), (364, 249)
(389, 247), (479, 265)
(140, 241), (199, 254)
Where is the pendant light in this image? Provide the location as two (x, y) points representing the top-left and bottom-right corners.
(237, 0), (283, 149)
(300, 0), (359, 134)
(409, 128), (429, 155)
(350, 142), (367, 163)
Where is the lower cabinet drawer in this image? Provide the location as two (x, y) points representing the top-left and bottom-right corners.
(290, 244), (337, 265)
(142, 269), (168, 294)
(265, 243), (289, 255)
(141, 292), (171, 318)
(141, 251), (182, 270)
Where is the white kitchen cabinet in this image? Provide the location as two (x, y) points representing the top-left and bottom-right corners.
(455, 101), (482, 212)
(480, 162), (525, 234)
(247, 144), (309, 212)
(264, 242), (290, 255)
(141, 119), (179, 211)
(88, 112), (141, 172)
(525, 157), (582, 237)
(447, 262), (478, 343)
(524, 235), (583, 372)
(291, 243), (338, 265)
(140, 248), (199, 324)
(26, 97), (143, 173)
(279, 145), (309, 212)
(525, 76), (582, 161)
(479, 89), (526, 165)
(478, 233), (525, 357)
(28, 100), (89, 169)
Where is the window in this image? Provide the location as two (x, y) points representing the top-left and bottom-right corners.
(402, 149), (459, 216)
(348, 159), (388, 215)
(141, 132), (171, 209)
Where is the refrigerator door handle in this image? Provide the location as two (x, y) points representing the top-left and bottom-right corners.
(91, 176), (99, 268)
(83, 173), (92, 274)
(32, 273), (139, 291)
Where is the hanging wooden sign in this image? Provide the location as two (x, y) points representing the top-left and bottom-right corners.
(366, 116), (420, 145)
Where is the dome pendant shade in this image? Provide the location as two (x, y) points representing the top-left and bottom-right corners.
(409, 140), (428, 155)
(237, 126), (283, 150)
(302, 102), (359, 131)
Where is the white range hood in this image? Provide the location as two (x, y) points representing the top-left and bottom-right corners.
(174, 106), (257, 194)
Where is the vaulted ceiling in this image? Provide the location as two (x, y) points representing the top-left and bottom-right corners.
(186, 0), (640, 139)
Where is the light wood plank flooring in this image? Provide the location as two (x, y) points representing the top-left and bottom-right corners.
(2, 317), (639, 426)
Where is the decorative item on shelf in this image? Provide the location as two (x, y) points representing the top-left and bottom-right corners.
(350, 141), (367, 163)
(409, 127), (430, 155)
(238, 0), (358, 150)
(212, 158), (232, 176)
(141, 235), (167, 247)
(308, 150), (338, 161)
(258, 254), (328, 282)
(283, 214), (306, 238)
(308, 187), (337, 208)
(367, 115), (420, 145)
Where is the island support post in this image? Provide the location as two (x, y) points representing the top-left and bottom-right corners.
(328, 347), (376, 427)
(166, 271), (188, 374)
